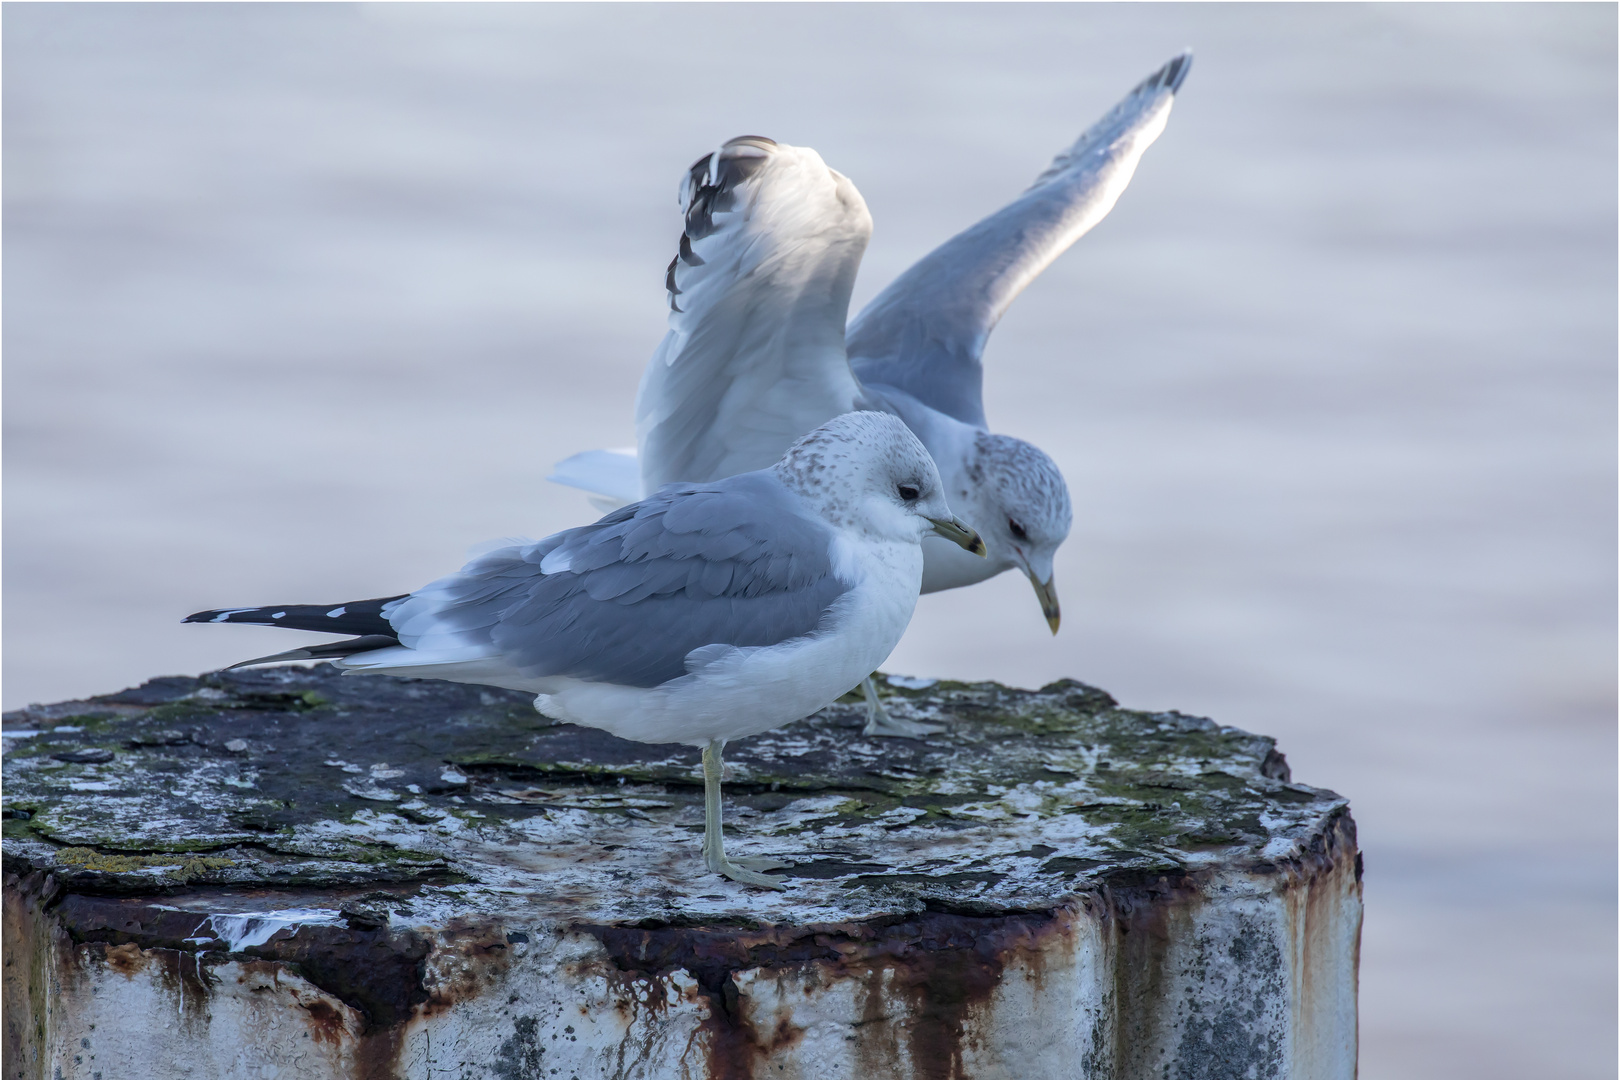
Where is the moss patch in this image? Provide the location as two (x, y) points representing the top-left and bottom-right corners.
(54, 846), (234, 878)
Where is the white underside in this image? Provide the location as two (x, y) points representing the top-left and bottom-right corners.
(920, 533), (1007, 593)
(337, 537), (923, 746)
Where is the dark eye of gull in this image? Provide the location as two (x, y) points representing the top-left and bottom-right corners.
(897, 483), (920, 502)
(1008, 518), (1028, 540)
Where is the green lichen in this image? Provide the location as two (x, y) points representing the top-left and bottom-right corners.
(3, 817), (43, 843)
(3, 667), (1346, 918)
(344, 844), (442, 866)
(53, 846), (233, 878)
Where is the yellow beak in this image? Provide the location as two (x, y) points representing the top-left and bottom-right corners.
(1027, 572), (1060, 634)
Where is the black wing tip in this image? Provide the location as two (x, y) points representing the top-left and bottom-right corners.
(1160, 49), (1193, 94)
(182, 596), (409, 631)
(1134, 50), (1193, 98)
(669, 134), (780, 304)
(221, 634), (402, 671)
(184, 607), (239, 624)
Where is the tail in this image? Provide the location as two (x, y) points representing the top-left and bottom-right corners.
(184, 595), (408, 669)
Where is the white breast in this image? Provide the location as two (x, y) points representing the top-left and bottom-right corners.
(921, 533), (1008, 593)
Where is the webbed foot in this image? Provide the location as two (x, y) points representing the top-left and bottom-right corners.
(709, 854), (786, 890)
(731, 855), (787, 873)
(861, 676), (944, 738)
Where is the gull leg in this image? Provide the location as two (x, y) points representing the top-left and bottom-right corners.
(861, 674), (944, 738)
(702, 740), (785, 890)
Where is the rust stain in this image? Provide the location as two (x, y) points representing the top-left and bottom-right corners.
(102, 941), (146, 977)
(48, 891), (464, 1080)
(1277, 809), (1362, 1071)
(851, 966), (903, 1073)
(348, 1025), (408, 1080)
(418, 920), (512, 1017)
(148, 946), (218, 1031)
(302, 998), (348, 1046)
(577, 906), (1074, 1080)
(1101, 868), (1206, 1078)
(4, 870), (66, 1080)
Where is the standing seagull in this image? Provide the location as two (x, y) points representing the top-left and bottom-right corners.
(552, 52), (1191, 736)
(187, 413), (985, 890)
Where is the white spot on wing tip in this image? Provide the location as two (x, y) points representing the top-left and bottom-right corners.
(271, 612), (287, 619)
(326, 607), (347, 618)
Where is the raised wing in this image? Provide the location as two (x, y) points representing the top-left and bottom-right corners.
(846, 51), (1192, 428)
(547, 447), (640, 511)
(381, 472), (851, 688)
(634, 137), (872, 490)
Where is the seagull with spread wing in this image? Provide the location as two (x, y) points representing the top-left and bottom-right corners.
(552, 52), (1191, 736)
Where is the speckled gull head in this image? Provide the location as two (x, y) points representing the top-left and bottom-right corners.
(773, 411), (983, 554)
(939, 432), (1073, 633)
(184, 410), (983, 890)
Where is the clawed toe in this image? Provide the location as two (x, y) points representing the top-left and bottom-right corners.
(731, 855), (787, 873)
(863, 711), (945, 738)
(862, 677), (943, 739)
(715, 859), (787, 890)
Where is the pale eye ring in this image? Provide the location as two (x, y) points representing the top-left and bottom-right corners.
(897, 483), (921, 502)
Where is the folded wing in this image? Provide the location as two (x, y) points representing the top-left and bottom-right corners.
(368, 473), (852, 688)
(846, 51), (1192, 428)
(634, 137), (872, 490)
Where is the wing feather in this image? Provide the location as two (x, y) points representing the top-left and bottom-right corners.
(846, 52), (1192, 427)
(376, 472), (850, 688)
(633, 137), (872, 489)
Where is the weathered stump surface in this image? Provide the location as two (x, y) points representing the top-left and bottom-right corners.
(2, 666), (1360, 1079)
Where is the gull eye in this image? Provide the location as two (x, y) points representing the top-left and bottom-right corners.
(897, 483), (921, 502)
(1008, 518), (1028, 540)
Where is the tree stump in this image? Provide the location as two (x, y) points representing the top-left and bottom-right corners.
(2, 665), (1360, 1079)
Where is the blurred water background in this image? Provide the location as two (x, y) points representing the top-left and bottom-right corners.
(4, 4), (1614, 1075)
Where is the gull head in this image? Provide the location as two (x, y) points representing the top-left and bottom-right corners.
(774, 412), (984, 554)
(966, 433), (1073, 633)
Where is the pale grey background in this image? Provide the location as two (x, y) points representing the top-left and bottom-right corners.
(5, 4), (1614, 1076)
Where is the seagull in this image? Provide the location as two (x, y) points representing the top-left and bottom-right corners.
(186, 412), (985, 890)
(550, 52), (1191, 736)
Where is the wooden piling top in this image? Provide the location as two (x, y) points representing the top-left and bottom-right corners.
(3, 665), (1348, 928)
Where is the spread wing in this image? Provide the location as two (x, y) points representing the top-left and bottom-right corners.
(846, 51), (1192, 427)
(633, 137), (872, 490)
(369, 472), (851, 688)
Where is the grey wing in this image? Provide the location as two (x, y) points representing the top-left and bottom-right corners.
(385, 473), (850, 688)
(846, 51), (1192, 428)
(634, 137), (871, 490)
